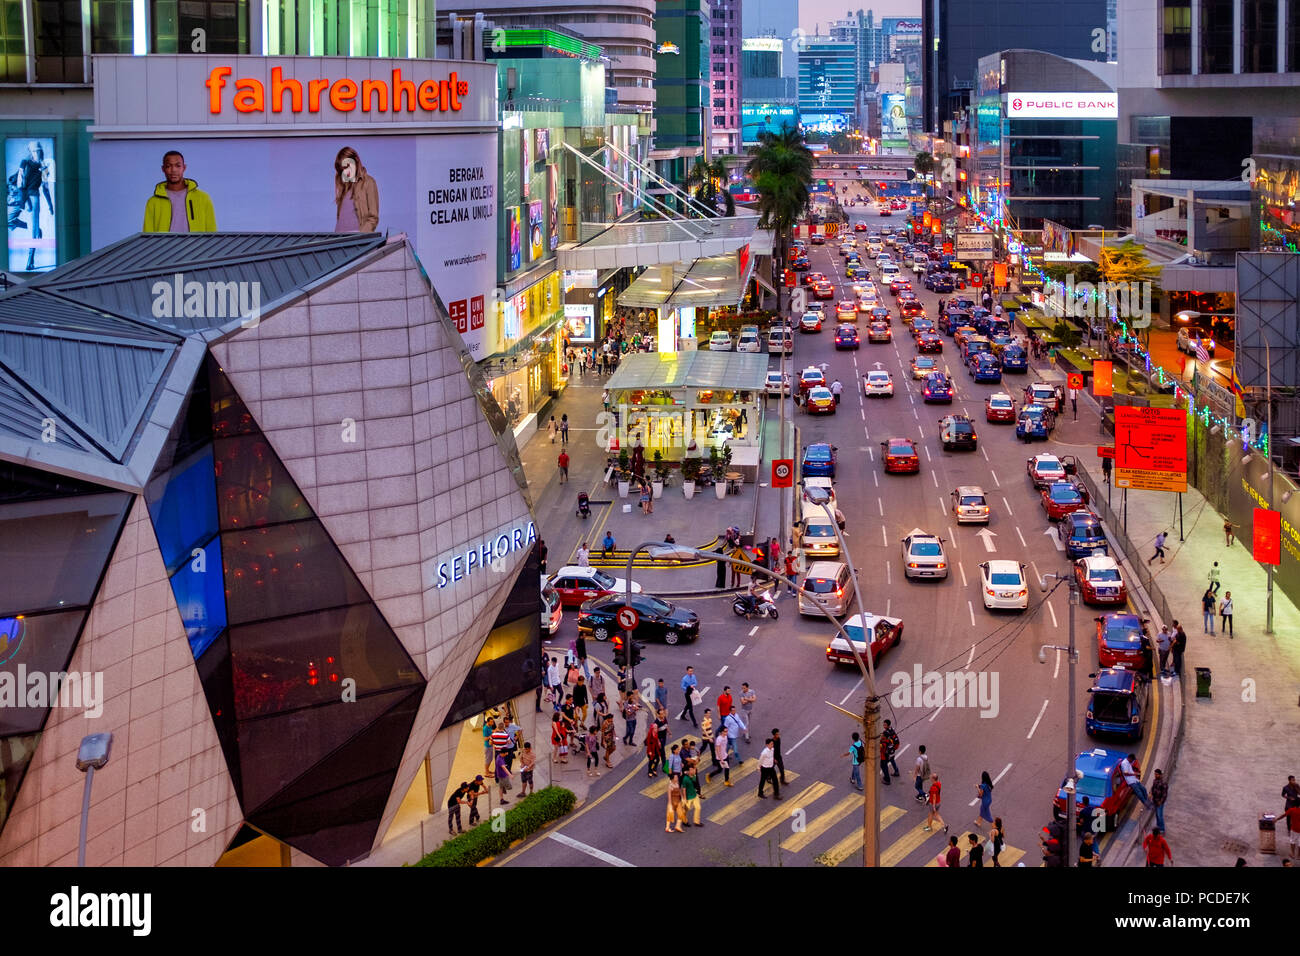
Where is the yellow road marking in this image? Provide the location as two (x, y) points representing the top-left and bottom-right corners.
(821, 804), (907, 866)
(880, 820), (944, 867)
(783, 794), (862, 852)
(742, 782), (833, 838)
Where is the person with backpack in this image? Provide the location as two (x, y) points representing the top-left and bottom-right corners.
(914, 744), (932, 803)
(843, 732), (866, 792)
(881, 719), (901, 784)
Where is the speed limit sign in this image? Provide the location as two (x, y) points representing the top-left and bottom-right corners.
(616, 607), (640, 631)
(791, 286), (807, 312)
(772, 458), (794, 488)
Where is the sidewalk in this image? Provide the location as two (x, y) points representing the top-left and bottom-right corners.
(1050, 380), (1300, 867)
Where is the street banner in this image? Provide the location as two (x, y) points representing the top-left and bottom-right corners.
(1092, 361), (1113, 397)
(1254, 507), (1281, 565)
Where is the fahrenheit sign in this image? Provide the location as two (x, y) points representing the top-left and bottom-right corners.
(206, 66), (468, 115)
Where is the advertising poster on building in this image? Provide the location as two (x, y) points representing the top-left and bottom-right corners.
(1042, 219), (1071, 255)
(520, 129), (531, 201)
(881, 93), (908, 148)
(528, 201), (544, 261)
(89, 132), (498, 358)
(5, 137), (57, 273)
(563, 303), (595, 342)
(506, 205), (522, 271)
(535, 129), (549, 170)
(547, 165), (559, 252)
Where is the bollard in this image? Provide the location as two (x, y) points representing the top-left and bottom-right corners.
(1195, 666), (1212, 698)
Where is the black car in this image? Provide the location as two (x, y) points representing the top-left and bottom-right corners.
(938, 414), (979, 450)
(922, 371), (955, 403)
(577, 593), (700, 645)
(924, 272), (956, 293)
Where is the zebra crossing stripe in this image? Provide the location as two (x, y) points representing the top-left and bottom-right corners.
(783, 794), (861, 852)
(879, 821), (938, 867)
(741, 782), (833, 838)
(820, 804), (907, 866)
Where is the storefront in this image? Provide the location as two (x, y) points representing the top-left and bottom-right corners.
(484, 269), (564, 432)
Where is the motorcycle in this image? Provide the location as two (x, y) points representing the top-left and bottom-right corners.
(732, 589), (779, 621)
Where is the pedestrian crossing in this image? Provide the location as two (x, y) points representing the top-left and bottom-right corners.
(636, 765), (1026, 866)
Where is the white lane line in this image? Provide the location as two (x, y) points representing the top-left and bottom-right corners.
(917, 424), (924, 438)
(969, 763), (1015, 805)
(1052, 647), (1061, 680)
(881, 526), (887, 546)
(787, 724), (822, 754)
(733, 645), (745, 656)
(886, 562), (892, 585)
(924, 446), (932, 462)
(864, 425), (870, 439)
(1046, 601), (1058, 629)
(868, 446), (874, 461)
(966, 643), (976, 667)
(1016, 526), (1027, 548)
(968, 601), (976, 626)
(748, 626), (759, 637)
(873, 471), (879, 487)
(1026, 699), (1050, 739)
(893, 743), (910, 760)
(981, 446), (989, 461)
(958, 562), (968, 588)
(878, 497), (884, 515)
(886, 598), (891, 617)
(913, 407), (919, 419)
(548, 832), (636, 867)
(990, 469), (1001, 486)
(931, 471), (938, 487)
(839, 678), (864, 707)
(860, 407), (865, 420)
(938, 495), (947, 512)
(1003, 496), (1014, 516)
(716, 665), (728, 677)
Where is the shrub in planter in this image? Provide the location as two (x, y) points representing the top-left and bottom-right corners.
(409, 786), (577, 867)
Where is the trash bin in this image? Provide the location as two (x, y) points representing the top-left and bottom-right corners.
(1260, 813), (1277, 854)
(1195, 666), (1212, 698)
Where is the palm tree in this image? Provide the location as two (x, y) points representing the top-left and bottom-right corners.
(686, 156), (731, 216)
(913, 151), (935, 203)
(746, 124), (814, 313)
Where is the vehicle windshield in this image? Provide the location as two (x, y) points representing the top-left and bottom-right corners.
(960, 495), (985, 506)
(1050, 485), (1082, 502)
(990, 572), (1021, 585)
(991, 399), (1012, 408)
(1104, 621), (1141, 645)
(869, 372), (889, 382)
(806, 446), (830, 459)
(1075, 775), (1109, 799)
(911, 541), (942, 556)
(806, 523), (834, 536)
(542, 585), (559, 610)
(592, 570), (617, 589)
(802, 372), (822, 382)
(1092, 693), (1133, 722)
(805, 577), (838, 594)
(1074, 524), (1105, 539)
(1089, 567), (1122, 582)
(888, 443), (913, 456)
(638, 595), (672, 616)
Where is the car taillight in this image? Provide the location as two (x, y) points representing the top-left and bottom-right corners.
(907, 562), (918, 568)
(985, 587), (995, 596)
(980, 506), (989, 513)
(936, 562), (947, 569)
(1018, 589), (1028, 597)
(835, 588), (844, 597)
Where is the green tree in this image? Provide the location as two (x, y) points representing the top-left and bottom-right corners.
(913, 151), (935, 202)
(686, 157), (731, 216)
(746, 124), (814, 315)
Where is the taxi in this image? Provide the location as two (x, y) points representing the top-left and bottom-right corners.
(985, 392), (1016, 422)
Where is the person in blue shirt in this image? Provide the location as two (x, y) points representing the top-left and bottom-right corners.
(602, 531), (616, 557)
(680, 666), (699, 727)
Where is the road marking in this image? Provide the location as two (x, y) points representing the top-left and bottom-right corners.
(958, 562), (968, 587)
(881, 821), (943, 867)
(822, 805), (909, 866)
(976, 528), (997, 552)
(1047, 601), (1058, 629)
(966, 643), (976, 667)
(787, 724), (821, 753)
(1016, 526), (1027, 548)
(783, 794), (862, 852)
(838, 678), (864, 707)
(547, 832), (636, 867)
(938, 495), (947, 513)
(931, 471), (938, 487)
(917, 424), (923, 438)
(748, 626), (759, 637)
(1002, 496), (1014, 516)
(968, 600), (976, 626)
(868, 446), (874, 461)
(924, 446), (932, 462)
(710, 769), (798, 824)
(717, 665), (728, 677)
(860, 407), (865, 421)
(990, 469), (1000, 486)
(1026, 698), (1050, 739)
(981, 446), (989, 461)
(734, 645), (745, 656)
(913, 407), (919, 419)
(743, 782), (833, 837)
(886, 562), (892, 584)
(873, 471), (879, 487)
(886, 598), (891, 617)
(864, 425), (870, 439)
(878, 497), (884, 515)
(968, 762), (1016, 805)
(881, 526), (887, 546)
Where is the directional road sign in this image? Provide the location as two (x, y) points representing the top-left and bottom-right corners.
(615, 607), (640, 631)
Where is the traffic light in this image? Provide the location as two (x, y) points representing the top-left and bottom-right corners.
(631, 642), (646, 667)
(612, 635), (626, 666)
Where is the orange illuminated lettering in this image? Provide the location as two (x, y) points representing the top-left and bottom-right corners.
(205, 67), (467, 114)
(417, 79), (439, 111)
(307, 78), (329, 112)
(361, 79), (388, 112)
(233, 77), (265, 113)
(392, 68), (417, 111)
(206, 66), (232, 113)
(271, 66), (302, 113)
(329, 78), (358, 111)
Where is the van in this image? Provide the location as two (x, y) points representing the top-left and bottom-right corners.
(798, 561), (856, 616)
(708, 330), (733, 350)
(767, 327), (794, 354)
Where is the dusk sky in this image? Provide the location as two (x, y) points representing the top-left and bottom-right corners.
(799, 0), (922, 34)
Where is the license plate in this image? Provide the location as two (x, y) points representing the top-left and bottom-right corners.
(999, 592), (1017, 598)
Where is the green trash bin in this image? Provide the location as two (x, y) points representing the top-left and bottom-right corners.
(1195, 666), (1212, 698)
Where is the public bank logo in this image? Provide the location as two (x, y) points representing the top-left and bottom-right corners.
(657, 42), (680, 55)
(1011, 98), (1022, 110)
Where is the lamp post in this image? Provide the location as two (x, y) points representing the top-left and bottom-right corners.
(1266, 339), (1274, 634)
(75, 732), (113, 867)
(1037, 573), (1079, 866)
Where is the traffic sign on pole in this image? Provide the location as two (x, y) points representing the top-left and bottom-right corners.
(1097, 446), (1116, 459)
(615, 606), (640, 631)
(1067, 372), (1084, 391)
(1254, 507), (1281, 565)
(772, 459), (794, 487)
(1092, 361), (1113, 397)
(1114, 406), (1188, 492)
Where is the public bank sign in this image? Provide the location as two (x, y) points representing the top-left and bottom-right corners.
(436, 521), (537, 588)
(1006, 93), (1117, 119)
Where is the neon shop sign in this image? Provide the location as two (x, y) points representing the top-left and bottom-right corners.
(435, 521), (537, 588)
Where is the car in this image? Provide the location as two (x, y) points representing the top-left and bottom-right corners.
(577, 592), (699, 645)
(799, 561), (857, 617)
(807, 385), (837, 414)
(1086, 669), (1149, 741)
(813, 281), (835, 299)
(951, 485), (991, 524)
(845, 265), (868, 281)
(979, 560), (1029, 610)
(800, 312), (823, 333)
(922, 372), (954, 403)
(765, 370), (792, 396)
(834, 324), (860, 350)
(891, 198), (906, 210)
(1016, 404), (1056, 441)
(792, 255), (811, 271)
(863, 368), (895, 397)
(547, 565), (642, 607)
(802, 271), (826, 287)
(708, 330), (733, 351)
(971, 353), (1003, 383)
(1095, 612), (1152, 671)
(799, 366), (826, 392)
(901, 303), (927, 324)
(1059, 511), (1109, 558)
(1075, 555), (1127, 605)
(870, 306), (893, 325)
(801, 441), (837, 478)
(916, 332), (944, 354)
(1053, 748), (1138, 831)
(878, 206), (892, 216)
(867, 322), (892, 344)
(810, 233), (826, 245)
(952, 325), (979, 348)
(888, 277), (912, 296)
(880, 264), (900, 282)
(767, 327), (794, 354)
(1026, 454), (1068, 489)
(911, 355), (937, 378)
(881, 437), (920, 474)
(1041, 480), (1090, 520)
(901, 529), (948, 578)
(1000, 344), (1029, 372)
(854, 221), (867, 232)
(884, 233), (897, 247)
(839, 244), (854, 258)
(858, 297), (876, 313)
(836, 300), (858, 320)
(962, 336), (992, 365)
(795, 516), (841, 558)
(1177, 327), (1216, 356)
(736, 330), (762, 352)
(985, 392), (1016, 422)
(826, 612), (903, 666)
(1025, 381), (1064, 413)
(542, 582), (563, 634)
(925, 272), (956, 293)
(908, 315), (934, 335)
(938, 310), (969, 335)
(938, 414), (978, 450)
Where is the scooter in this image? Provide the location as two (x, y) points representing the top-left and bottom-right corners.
(732, 589), (779, 621)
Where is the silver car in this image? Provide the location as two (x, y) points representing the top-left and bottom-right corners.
(951, 485), (991, 524)
(797, 518), (841, 558)
(799, 561), (856, 616)
(901, 529), (948, 579)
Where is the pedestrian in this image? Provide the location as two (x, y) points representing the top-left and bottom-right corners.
(757, 738), (782, 799)
(1284, 800), (1300, 860)
(967, 833), (985, 867)
(715, 552), (728, 589)
(466, 775), (488, 825)
(772, 728), (787, 785)
(645, 723), (662, 778)
(924, 773), (947, 834)
(1143, 827), (1173, 867)
(1202, 588), (1217, 634)
(482, 717), (497, 773)
(665, 773), (686, 833)
(666, 743), (683, 777)
(975, 771), (994, 830)
(1071, 392), (1078, 420)
(1224, 519), (1236, 546)
(1078, 830), (1097, 867)
(537, 539), (548, 576)
(576, 541), (591, 568)
(593, 691), (610, 730)
(600, 711), (616, 768)
(1155, 626), (1172, 677)
(914, 744), (932, 803)
(730, 545), (746, 587)
(844, 731), (865, 792)
(700, 710), (715, 763)
(572, 675), (590, 726)
(784, 551), (798, 595)
(557, 449), (569, 483)
(655, 706), (671, 757)
(621, 693), (640, 745)
(1171, 620), (1187, 678)
(1220, 590), (1234, 637)
(739, 683), (756, 743)
(654, 678), (669, 714)
(601, 530), (615, 558)
(495, 750), (513, 804)
(447, 780), (468, 835)
(1151, 768), (1168, 831)
(1284, 775), (1300, 809)
(560, 414), (569, 445)
(1120, 753), (1152, 807)
(547, 416), (558, 443)
(602, 388), (610, 412)
(590, 665), (605, 702)
(1208, 561), (1221, 594)
(768, 538), (781, 574)
(551, 712), (569, 764)
(681, 766), (702, 826)
(942, 835), (961, 868)
(882, 719), (901, 780)
(681, 667), (699, 726)
(724, 709), (746, 763)
(712, 726), (733, 786)
(717, 686), (733, 720)
(1148, 530), (1168, 564)
(639, 482), (651, 515)
(582, 725), (602, 777)
(989, 817), (1005, 867)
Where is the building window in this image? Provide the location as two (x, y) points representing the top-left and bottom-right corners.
(1160, 0), (1192, 73)
(1199, 0), (1234, 73)
(1242, 0), (1278, 72)
(93, 0), (137, 55)
(0, 0), (28, 81)
(33, 0), (86, 82)
(153, 0), (248, 54)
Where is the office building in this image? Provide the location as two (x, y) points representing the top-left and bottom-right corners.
(710, 0), (744, 153)
(742, 0), (799, 81)
(799, 38), (859, 134)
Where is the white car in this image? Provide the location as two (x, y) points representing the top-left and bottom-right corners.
(765, 370), (792, 396)
(737, 330), (762, 352)
(541, 582), (563, 634)
(796, 516), (841, 558)
(708, 330), (733, 350)
(863, 369), (894, 397)
(951, 485), (991, 524)
(979, 560), (1029, 610)
(880, 264), (900, 281)
(901, 529), (948, 579)
(768, 327), (794, 354)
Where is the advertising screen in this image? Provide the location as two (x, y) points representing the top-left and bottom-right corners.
(520, 129), (531, 200)
(563, 303), (595, 342)
(528, 201), (544, 262)
(741, 104), (799, 142)
(534, 128), (549, 170)
(881, 93), (908, 147)
(506, 206), (522, 271)
(6, 137), (57, 272)
(547, 165), (559, 252)
(89, 133), (498, 358)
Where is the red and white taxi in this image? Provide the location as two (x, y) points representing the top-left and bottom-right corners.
(1075, 556), (1128, 605)
(985, 392), (1016, 422)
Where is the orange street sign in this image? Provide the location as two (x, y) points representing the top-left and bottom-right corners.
(1092, 361), (1113, 397)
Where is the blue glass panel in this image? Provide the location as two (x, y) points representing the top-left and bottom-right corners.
(146, 444), (219, 575)
(166, 533), (227, 658)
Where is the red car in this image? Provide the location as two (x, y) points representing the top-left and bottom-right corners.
(803, 271), (827, 287)
(1026, 454), (1068, 490)
(900, 300), (925, 319)
(891, 199), (907, 210)
(813, 281), (835, 299)
(826, 613), (903, 666)
(547, 566), (641, 607)
(889, 277), (912, 296)
(1096, 612), (1152, 670)
(881, 437), (920, 473)
(799, 366), (826, 393)
(916, 332), (944, 353)
(854, 222), (867, 232)
(985, 392), (1016, 422)
(1040, 480), (1090, 520)
(1075, 556), (1128, 605)
(878, 207), (892, 217)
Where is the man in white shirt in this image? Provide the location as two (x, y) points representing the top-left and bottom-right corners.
(1120, 754), (1152, 807)
(757, 738), (781, 799)
(576, 542), (591, 567)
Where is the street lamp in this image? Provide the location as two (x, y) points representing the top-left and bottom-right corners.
(1037, 572), (1079, 866)
(76, 732), (113, 867)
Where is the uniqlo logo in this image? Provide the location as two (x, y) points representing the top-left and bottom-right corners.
(470, 295), (485, 330)
(449, 298), (468, 333)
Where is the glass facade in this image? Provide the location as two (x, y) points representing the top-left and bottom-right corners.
(1160, 0), (1192, 75)
(1199, 0), (1234, 73)
(654, 0), (709, 152)
(1242, 0), (1279, 73)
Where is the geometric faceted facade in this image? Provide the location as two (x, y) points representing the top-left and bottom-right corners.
(0, 233), (538, 866)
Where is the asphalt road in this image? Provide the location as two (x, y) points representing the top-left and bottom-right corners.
(503, 198), (1171, 869)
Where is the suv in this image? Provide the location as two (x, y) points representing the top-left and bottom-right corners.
(768, 326), (794, 354)
(798, 561), (856, 617)
(939, 415), (978, 450)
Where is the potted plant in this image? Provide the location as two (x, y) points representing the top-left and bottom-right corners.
(617, 448), (631, 498)
(681, 457), (699, 499)
(651, 451), (664, 499)
(710, 446), (727, 499)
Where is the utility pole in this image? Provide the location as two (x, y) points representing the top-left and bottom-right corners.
(1038, 572), (1079, 866)
(1266, 339), (1275, 634)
